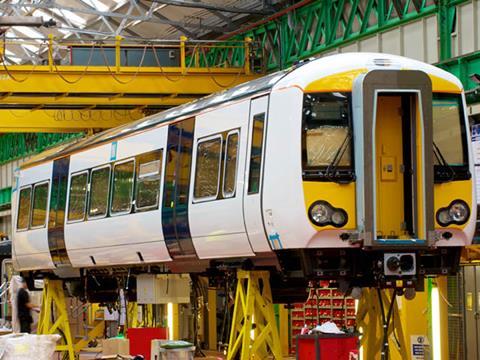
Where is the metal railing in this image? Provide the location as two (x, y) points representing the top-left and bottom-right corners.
(0, 35), (260, 75)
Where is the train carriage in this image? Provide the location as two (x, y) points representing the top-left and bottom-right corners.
(11, 53), (475, 298)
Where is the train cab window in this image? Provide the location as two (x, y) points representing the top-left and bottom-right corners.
(111, 160), (135, 214)
(135, 150), (163, 211)
(302, 92), (354, 182)
(432, 94), (469, 181)
(223, 131), (239, 198)
(88, 166), (111, 218)
(248, 114), (265, 194)
(31, 182), (49, 228)
(68, 172), (88, 222)
(17, 186), (32, 230)
(194, 136), (222, 200)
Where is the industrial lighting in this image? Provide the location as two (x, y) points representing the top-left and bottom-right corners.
(431, 286), (441, 360)
(167, 303), (173, 340)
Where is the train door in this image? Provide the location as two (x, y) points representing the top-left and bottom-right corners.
(375, 94), (412, 239)
(189, 101), (254, 258)
(162, 118), (198, 260)
(243, 95), (270, 252)
(48, 157), (71, 267)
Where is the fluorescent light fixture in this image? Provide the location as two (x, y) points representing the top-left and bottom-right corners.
(82, 0), (109, 12)
(167, 302), (173, 340)
(431, 286), (441, 360)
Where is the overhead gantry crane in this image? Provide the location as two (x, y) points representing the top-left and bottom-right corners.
(0, 35), (261, 132)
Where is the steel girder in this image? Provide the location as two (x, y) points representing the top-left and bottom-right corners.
(215, 0), (468, 72)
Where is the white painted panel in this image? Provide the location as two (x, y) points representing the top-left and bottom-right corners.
(115, 127), (167, 161)
(65, 210), (170, 266)
(404, 21), (425, 61)
(425, 16), (439, 64)
(358, 36), (379, 52)
(69, 143), (111, 173)
(13, 162), (54, 270)
(381, 28), (402, 56)
(339, 43), (359, 53)
(262, 87), (316, 249)
(189, 100), (255, 258)
(458, 3), (475, 55)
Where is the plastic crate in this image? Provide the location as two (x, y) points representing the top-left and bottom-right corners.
(296, 333), (358, 360)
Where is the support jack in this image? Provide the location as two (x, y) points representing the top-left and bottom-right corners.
(227, 270), (283, 360)
(37, 279), (75, 360)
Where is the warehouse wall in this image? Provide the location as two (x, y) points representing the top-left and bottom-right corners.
(321, 0), (480, 64)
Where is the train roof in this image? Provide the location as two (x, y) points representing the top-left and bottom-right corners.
(20, 52), (463, 169)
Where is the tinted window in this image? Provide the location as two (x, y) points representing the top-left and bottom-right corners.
(17, 187), (31, 230)
(194, 137), (222, 199)
(433, 95), (467, 166)
(136, 150), (162, 210)
(302, 93), (352, 168)
(88, 166), (111, 218)
(111, 160), (135, 214)
(31, 182), (49, 227)
(68, 172), (88, 221)
(248, 113), (265, 194)
(223, 132), (239, 197)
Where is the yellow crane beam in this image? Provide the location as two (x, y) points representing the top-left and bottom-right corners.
(0, 109), (144, 132)
(0, 36), (261, 131)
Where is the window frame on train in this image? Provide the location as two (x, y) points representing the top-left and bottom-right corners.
(30, 181), (50, 229)
(87, 164), (112, 220)
(110, 158), (136, 216)
(194, 134), (223, 202)
(16, 185), (32, 231)
(248, 113), (266, 194)
(135, 149), (163, 212)
(223, 130), (240, 199)
(67, 171), (89, 223)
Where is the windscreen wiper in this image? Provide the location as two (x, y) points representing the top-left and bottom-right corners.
(433, 141), (455, 182)
(325, 130), (353, 182)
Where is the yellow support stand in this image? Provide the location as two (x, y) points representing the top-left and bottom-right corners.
(227, 270), (283, 360)
(37, 279), (75, 360)
(357, 288), (407, 360)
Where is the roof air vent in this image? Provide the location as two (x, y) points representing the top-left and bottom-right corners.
(373, 58), (392, 66)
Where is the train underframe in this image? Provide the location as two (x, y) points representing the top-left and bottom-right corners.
(22, 246), (462, 304)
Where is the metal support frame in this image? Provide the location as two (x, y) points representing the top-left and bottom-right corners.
(356, 288), (408, 360)
(227, 270), (282, 360)
(210, 0), (469, 72)
(37, 279), (75, 360)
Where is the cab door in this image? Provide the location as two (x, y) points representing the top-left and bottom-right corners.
(243, 95), (271, 252)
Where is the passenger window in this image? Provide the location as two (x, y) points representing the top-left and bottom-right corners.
(17, 187), (32, 230)
(88, 166), (111, 218)
(31, 182), (49, 228)
(68, 172), (88, 222)
(194, 136), (222, 200)
(136, 150), (163, 211)
(248, 113), (265, 194)
(111, 160), (135, 214)
(223, 131), (239, 198)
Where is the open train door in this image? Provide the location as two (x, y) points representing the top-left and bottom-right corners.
(243, 95), (271, 253)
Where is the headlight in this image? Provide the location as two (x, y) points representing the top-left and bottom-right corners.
(436, 200), (470, 226)
(308, 201), (348, 227)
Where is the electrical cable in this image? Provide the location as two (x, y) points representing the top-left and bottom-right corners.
(52, 40), (96, 84)
(99, 43), (148, 85)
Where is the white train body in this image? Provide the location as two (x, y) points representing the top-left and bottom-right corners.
(11, 53), (475, 290)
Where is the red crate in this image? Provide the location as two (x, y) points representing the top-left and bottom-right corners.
(128, 327), (168, 360)
(296, 333), (358, 360)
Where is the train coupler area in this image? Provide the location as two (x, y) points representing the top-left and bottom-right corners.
(275, 247), (462, 290)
